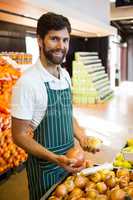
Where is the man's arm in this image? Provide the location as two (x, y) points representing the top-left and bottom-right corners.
(73, 118), (85, 142)
(11, 117), (83, 173)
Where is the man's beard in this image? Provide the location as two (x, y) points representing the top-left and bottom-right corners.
(43, 45), (67, 65)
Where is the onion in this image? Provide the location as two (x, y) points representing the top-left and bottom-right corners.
(74, 175), (88, 189)
(110, 189), (126, 200)
(86, 189), (98, 199)
(64, 176), (75, 192)
(66, 147), (85, 167)
(69, 187), (83, 198)
(95, 194), (108, 200)
(130, 172), (133, 181)
(116, 168), (129, 178)
(55, 184), (67, 197)
(105, 176), (117, 188)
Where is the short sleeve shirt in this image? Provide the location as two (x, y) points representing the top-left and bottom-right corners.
(11, 59), (71, 130)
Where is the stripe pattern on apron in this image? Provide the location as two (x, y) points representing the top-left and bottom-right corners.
(26, 80), (74, 200)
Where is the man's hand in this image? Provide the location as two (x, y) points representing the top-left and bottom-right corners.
(73, 118), (100, 154)
(56, 155), (84, 173)
(79, 135), (100, 154)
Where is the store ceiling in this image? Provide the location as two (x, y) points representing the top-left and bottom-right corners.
(110, 2), (133, 40)
(0, 0), (115, 37)
(111, 18), (133, 36)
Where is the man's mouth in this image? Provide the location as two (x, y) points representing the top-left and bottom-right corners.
(52, 51), (64, 57)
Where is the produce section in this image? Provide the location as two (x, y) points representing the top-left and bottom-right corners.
(44, 168), (133, 200)
(0, 52), (32, 65)
(0, 52), (133, 200)
(0, 57), (27, 174)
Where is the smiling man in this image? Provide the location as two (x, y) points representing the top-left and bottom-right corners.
(11, 12), (92, 200)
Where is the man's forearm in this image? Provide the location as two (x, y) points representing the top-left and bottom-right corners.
(73, 118), (85, 142)
(13, 133), (59, 163)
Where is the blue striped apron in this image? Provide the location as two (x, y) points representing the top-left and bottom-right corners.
(26, 79), (74, 200)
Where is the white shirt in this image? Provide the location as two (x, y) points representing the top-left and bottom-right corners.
(11, 59), (71, 129)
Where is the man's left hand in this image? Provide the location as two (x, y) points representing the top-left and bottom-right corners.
(79, 135), (100, 154)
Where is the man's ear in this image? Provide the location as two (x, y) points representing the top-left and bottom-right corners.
(37, 35), (43, 48)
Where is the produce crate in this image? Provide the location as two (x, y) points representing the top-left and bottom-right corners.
(40, 164), (133, 200)
(40, 175), (68, 200)
(40, 164), (113, 200)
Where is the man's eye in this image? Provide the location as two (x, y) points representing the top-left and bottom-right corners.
(51, 37), (58, 41)
(63, 38), (69, 43)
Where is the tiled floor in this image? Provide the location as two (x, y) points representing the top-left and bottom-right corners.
(0, 169), (28, 200)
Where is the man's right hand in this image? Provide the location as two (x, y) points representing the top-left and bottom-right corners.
(56, 155), (83, 173)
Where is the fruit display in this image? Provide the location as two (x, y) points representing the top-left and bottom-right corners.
(127, 139), (133, 147)
(0, 52), (32, 64)
(48, 168), (133, 200)
(0, 57), (27, 174)
(113, 139), (133, 169)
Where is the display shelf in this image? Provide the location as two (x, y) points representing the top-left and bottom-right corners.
(0, 168), (12, 182)
(0, 162), (26, 182)
(0, 57), (27, 175)
(72, 51), (113, 104)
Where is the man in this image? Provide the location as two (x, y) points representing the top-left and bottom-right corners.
(11, 12), (95, 200)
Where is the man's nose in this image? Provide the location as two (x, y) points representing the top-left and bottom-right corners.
(56, 40), (64, 49)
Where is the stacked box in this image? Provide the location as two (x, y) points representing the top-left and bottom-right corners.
(72, 52), (114, 104)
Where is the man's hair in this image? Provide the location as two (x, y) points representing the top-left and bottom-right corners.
(37, 12), (71, 39)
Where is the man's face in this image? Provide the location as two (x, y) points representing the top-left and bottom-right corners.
(41, 28), (70, 65)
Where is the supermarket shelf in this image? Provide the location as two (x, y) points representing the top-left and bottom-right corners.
(0, 162), (26, 182)
(0, 169), (12, 182)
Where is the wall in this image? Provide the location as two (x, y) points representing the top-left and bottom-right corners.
(0, 21), (35, 52)
(121, 45), (127, 81)
(127, 37), (133, 81)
